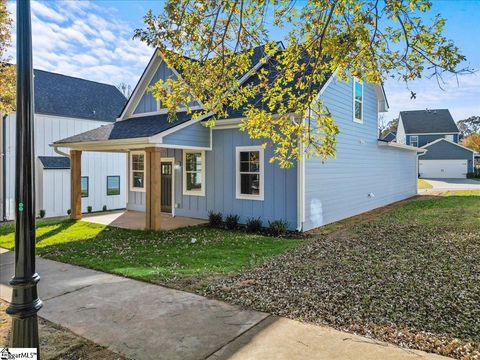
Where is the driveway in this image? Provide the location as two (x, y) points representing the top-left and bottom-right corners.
(0, 249), (448, 360)
(421, 178), (480, 191)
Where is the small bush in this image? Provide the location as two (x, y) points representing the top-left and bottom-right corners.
(225, 214), (240, 230)
(268, 219), (289, 236)
(246, 217), (262, 232)
(102, 205), (107, 212)
(87, 206), (92, 213)
(39, 209), (46, 218)
(208, 211), (223, 227)
(67, 209), (71, 215)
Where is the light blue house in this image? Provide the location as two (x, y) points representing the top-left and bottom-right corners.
(54, 46), (419, 231)
(395, 109), (475, 178)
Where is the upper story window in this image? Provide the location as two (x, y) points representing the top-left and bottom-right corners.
(183, 150), (205, 196)
(236, 146), (264, 201)
(353, 78), (363, 123)
(410, 135), (418, 147)
(130, 151), (145, 192)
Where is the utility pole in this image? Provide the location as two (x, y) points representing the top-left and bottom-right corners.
(6, 0), (42, 352)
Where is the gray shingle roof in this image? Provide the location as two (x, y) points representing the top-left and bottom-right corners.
(400, 109), (459, 134)
(382, 132), (396, 142)
(34, 69), (127, 122)
(54, 112), (197, 144)
(38, 156), (70, 169)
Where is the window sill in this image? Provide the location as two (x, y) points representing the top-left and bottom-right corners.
(353, 118), (363, 124)
(236, 194), (264, 201)
(183, 190), (205, 197)
(130, 187), (146, 193)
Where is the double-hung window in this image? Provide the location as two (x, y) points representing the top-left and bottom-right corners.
(353, 78), (363, 123)
(130, 151), (145, 191)
(236, 146), (264, 200)
(410, 136), (418, 147)
(183, 150), (205, 196)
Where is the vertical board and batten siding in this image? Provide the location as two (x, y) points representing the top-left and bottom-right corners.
(162, 121), (211, 148)
(133, 61), (174, 114)
(406, 134), (459, 147)
(127, 129), (297, 228)
(133, 60), (200, 115)
(3, 114), (127, 219)
(303, 78), (417, 231)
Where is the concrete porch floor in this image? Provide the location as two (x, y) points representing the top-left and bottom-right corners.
(83, 210), (207, 230)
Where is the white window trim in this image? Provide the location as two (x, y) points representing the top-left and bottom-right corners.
(182, 150), (205, 196)
(130, 150), (146, 192)
(353, 78), (363, 124)
(236, 146), (264, 201)
(410, 135), (419, 147)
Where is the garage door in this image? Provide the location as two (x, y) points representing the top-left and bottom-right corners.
(419, 159), (468, 179)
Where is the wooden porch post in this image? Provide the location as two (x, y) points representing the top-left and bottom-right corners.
(70, 150), (82, 220)
(145, 147), (162, 230)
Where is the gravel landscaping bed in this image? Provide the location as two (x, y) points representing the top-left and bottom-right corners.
(204, 194), (480, 359)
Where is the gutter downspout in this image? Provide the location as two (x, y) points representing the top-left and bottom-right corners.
(53, 146), (70, 158)
(2, 114), (7, 221)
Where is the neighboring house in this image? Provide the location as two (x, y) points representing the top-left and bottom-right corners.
(0, 69), (128, 220)
(53, 45), (419, 232)
(396, 109), (475, 178)
(381, 132), (396, 142)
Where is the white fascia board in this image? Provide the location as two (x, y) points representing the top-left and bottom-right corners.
(378, 140), (425, 153)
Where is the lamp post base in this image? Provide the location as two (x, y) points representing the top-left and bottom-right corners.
(9, 315), (40, 350)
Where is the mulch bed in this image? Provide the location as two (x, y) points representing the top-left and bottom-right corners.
(203, 220), (480, 360)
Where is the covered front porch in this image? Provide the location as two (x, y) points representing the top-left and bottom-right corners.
(83, 210), (207, 230)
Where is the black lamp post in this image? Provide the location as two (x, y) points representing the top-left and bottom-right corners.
(6, 0), (42, 351)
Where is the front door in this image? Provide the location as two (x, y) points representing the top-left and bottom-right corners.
(161, 162), (173, 213)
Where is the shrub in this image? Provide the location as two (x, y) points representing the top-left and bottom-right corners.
(246, 217), (262, 232)
(39, 209), (46, 218)
(268, 219), (289, 236)
(102, 205), (107, 212)
(87, 206), (92, 213)
(67, 209), (71, 215)
(225, 214), (240, 230)
(208, 211), (223, 227)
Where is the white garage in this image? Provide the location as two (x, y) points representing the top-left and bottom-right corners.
(419, 159), (468, 179)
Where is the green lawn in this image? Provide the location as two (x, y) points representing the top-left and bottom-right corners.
(417, 178), (433, 189)
(205, 192), (480, 359)
(0, 220), (302, 290)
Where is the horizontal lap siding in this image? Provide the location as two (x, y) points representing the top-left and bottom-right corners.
(303, 78), (417, 231)
(133, 61), (173, 114)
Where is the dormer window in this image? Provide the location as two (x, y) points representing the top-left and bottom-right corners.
(353, 78), (363, 123)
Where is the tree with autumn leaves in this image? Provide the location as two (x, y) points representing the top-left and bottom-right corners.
(0, 0), (14, 114)
(135, 0), (469, 168)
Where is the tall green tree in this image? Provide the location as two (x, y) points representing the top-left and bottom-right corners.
(0, 0), (15, 114)
(135, 0), (469, 167)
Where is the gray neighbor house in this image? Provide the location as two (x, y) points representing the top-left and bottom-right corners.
(394, 109), (475, 178)
(52, 45), (419, 232)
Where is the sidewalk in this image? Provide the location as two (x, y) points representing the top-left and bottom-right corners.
(0, 249), (449, 360)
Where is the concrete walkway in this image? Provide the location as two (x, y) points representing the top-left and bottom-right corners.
(0, 249), (449, 360)
(421, 178), (480, 191)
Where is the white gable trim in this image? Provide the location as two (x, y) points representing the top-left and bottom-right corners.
(421, 137), (475, 152)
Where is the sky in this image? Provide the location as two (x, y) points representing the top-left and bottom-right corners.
(5, 0), (480, 124)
